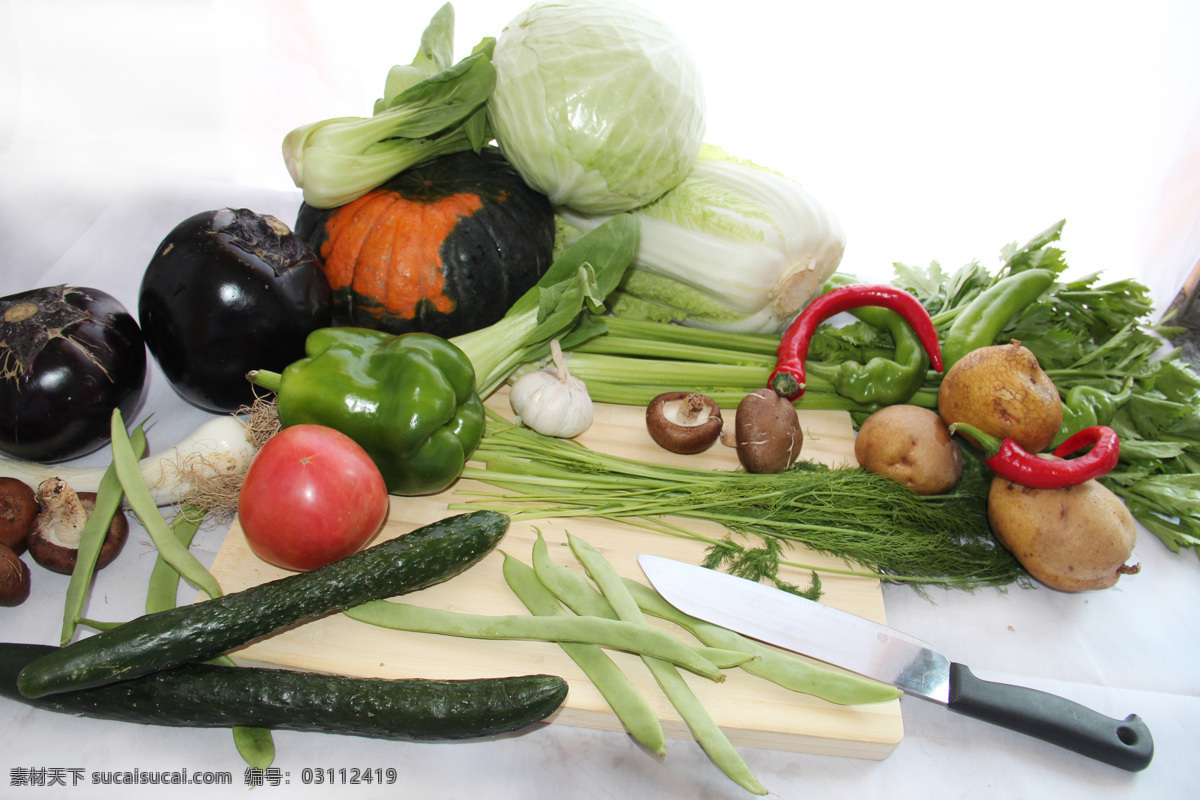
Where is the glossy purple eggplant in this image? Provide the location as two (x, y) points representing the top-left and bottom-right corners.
(0, 285), (147, 462)
(138, 208), (332, 413)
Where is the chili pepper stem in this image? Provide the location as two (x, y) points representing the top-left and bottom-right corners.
(945, 422), (1003, 455)
(246, 369), (282, 394)
(769, 373), (803, 399)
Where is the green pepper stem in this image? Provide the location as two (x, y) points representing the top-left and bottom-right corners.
(246, 369), (282, 394)
(946, 421), (1002, 456)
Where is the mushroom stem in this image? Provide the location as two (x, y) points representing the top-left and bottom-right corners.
(34, 478), (89, 549)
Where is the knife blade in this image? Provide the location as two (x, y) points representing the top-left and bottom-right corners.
(637, 554), (1153, 772)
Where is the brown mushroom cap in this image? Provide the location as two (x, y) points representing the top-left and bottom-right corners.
(27, 490), (129, 576)
(734, 388), (803, 474)
(0, 478), (38, 555)
(0, 542), (31, 606)
(646, 392), (724, 455)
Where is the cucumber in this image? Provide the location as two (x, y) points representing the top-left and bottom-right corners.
(18, 510), (509, 699)
(1, 643), (566, 741)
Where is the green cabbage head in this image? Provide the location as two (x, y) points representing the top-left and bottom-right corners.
(488, 0), (706, 215)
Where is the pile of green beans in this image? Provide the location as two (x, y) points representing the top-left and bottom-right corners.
(348, 530), (902, 795)
(58, 425), (145, 646)
(70, 411), (275, 769)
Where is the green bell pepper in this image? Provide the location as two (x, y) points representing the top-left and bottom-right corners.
(250, 328), (484, 496)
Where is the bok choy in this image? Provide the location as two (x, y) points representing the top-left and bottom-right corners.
(282, 4), (496, 209)
(558, 146), (846, 333)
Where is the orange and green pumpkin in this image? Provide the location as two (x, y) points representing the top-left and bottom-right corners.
(294, 147), (555, 338)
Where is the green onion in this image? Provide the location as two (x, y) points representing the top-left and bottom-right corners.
(109, 411), (223, 599)
(456, 415), (1023, 592)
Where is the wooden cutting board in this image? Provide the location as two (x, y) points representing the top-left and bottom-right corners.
(207, 389), (903, 760)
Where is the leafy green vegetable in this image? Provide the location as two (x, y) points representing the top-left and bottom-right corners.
(487, 0), (705, 214)
(558, 145), (847, 333)
(456, 413), (1024, 593)
(450, 213), (640, 396)
(543, 220), (1200, 557)
(282, 4), (495, 209)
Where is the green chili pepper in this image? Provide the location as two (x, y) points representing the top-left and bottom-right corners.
(941, 269), (1057, 368)
(832, 304), (931, 405)
(250, 328), (484, 496)
(1052, 378), (1133, 447)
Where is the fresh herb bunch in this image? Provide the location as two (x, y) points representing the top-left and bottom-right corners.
(891, 221), (1200, 555)
(457, 415), (1024, 594)
(555, 220), (1200, 556)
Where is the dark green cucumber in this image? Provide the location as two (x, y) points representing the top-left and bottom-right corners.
(18, 510), (509, 699)
(2, 643), (566, 741)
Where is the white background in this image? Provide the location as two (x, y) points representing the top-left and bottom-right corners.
(1, 1), (1198, 798)
(4, 0), (1199, 301)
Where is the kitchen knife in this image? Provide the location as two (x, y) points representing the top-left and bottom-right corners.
(637, 554), (1153, 772)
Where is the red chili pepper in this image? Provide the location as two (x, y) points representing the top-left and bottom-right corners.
(949, 423), (1120, 489)
(768, 284), (944, 400)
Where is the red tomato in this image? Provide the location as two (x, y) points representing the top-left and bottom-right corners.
(237, 424), (390, 571)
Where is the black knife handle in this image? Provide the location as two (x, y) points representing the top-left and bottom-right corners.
(946, 662), (1153, 772)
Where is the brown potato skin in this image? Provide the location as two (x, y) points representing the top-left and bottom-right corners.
(938, 342), (1063, 454)
(987, 475), (1138, 592)
(855, 405), (963, 495)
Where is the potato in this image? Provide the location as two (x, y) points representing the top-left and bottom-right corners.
(938, 342), (1063, 454)
(987, 474), (1139, 592)
(854, 405), (963, 495)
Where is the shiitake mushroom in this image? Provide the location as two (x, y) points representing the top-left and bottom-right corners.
(734, 388), (803, 473)
(646, 392), (724, 454)
(0, 543), (30, 606)
(26, 478), (128, 575)
(0, 477), (38, 555)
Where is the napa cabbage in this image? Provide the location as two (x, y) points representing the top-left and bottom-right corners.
(558, 146), (847, 334)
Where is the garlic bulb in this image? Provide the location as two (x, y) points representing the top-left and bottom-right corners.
(509, 340), (594, 438)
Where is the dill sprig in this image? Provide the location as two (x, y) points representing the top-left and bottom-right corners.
(455, 416), (1026, 594)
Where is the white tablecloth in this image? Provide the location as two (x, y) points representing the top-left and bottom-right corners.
(2, 1), (1198, 797)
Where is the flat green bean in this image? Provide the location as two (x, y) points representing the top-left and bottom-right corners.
(109, 411), (223, 599)
(532, 538), (747, 673)
(623, 578), (902, 706)
(501, 552), (666, 755)
(145, 506), (203, 615)
(74, 521), (276, 770)
(59, 426), (147, 646)
(532, 532), (617, 619)
(566, 534), (767, 796)
(343, 600), (747, 680)
(139, 504), (274, 768)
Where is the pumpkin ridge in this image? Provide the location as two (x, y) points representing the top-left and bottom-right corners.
(350, 193), (405, 316)
(294, 147), (556, 338)
(322, 192), (397, 293)
(375, 193), (482, 324)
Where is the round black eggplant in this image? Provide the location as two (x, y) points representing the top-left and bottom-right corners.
(0, 285), (148, 462)
(138, 208), (332, 413)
